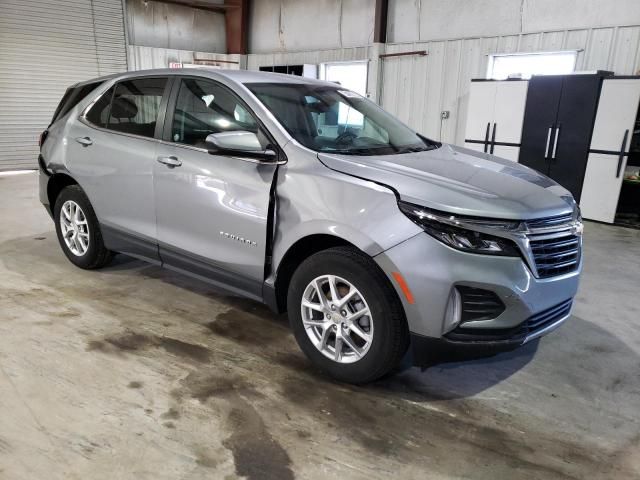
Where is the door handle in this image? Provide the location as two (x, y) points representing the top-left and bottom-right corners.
(156, 155), (182, 168)
(483, 122), (490, 153)
(544, 127), (553, 159)
(551, 126), (560, 160)
(489, 123), (497, 154)
(616, 129), (630, 178)
(75, 136), (93, 147)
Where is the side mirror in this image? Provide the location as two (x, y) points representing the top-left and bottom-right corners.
(206, 131), (278, 163)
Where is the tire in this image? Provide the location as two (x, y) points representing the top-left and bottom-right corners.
(287, 246), (409, 384)
(53, 185), (114, 269)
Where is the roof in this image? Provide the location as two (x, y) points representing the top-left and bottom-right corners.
(74, 68), (338, 89)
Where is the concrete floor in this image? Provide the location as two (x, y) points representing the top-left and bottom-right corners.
(0, 171), (639, 480)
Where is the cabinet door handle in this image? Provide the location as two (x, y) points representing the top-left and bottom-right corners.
(483, 122), (490, 153)
(489, 123), (497, 154)
(616, 129), (630, 178)
(544, 127), (553, 159)
(551, 126), (560, 160)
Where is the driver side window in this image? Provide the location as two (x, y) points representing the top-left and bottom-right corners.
(171, 78), (269, 149)
(307, 94), (389, 145)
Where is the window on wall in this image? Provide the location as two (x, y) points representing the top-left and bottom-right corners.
(319, 62), (368, 96)
(486, 51), (578, 80)
(319, 62), (369, 126)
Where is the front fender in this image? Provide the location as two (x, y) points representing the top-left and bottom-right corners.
(270, 156), (422, 274)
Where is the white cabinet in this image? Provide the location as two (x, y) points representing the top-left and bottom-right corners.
(580, 78), (640, 223)
(464, 82), (495, 152)
(464, 80), (528, 161)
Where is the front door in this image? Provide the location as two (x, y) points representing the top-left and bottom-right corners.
(153, 77), (278, 299)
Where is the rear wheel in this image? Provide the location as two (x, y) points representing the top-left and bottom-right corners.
(54, 185), (114, 269)
(287, 247), (409, 384)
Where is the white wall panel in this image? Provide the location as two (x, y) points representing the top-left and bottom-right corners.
(127, 45), (241, 70)
(248, 0), (375, 53)
(126, 0), (226, 52)
(388, 0), (640, 43)
(379, 25), (640, 147)
(0, 0), (127, 171)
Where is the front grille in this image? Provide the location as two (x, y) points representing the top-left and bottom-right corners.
(529, 234), (580, 278)
(458, 286), (505, 322)
(526, 299), (572, 335)
(526, 213), (573, 230)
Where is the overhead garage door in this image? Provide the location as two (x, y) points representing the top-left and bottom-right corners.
(0, 0), (127, 171)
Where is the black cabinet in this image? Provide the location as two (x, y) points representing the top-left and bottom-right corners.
(519, 74), (606, 201)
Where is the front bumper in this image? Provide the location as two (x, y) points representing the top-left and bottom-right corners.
(374, 232), (581, 361)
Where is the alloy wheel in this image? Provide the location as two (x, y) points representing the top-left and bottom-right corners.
(301, 275), (374, 363)
(60, 200), (90, 256)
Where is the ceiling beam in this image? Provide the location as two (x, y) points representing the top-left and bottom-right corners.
(374, 0), (389, 43)
(150, 0), (230, 14)
(224, 0), (248, 54)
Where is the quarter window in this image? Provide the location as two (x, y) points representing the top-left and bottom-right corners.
(171, 78), (268, 149)
(85, 86), (114, 128)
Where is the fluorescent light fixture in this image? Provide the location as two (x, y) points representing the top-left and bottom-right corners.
(487, 51), (578, 80)
(0, 169), (36, 176)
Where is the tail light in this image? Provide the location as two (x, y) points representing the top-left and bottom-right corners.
(39, 130), (49, 148)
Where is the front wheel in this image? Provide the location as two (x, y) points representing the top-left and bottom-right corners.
(287, 247), (409, 384)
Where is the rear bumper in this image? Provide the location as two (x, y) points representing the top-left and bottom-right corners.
(38, 155), (53, 218)
(374, 232), (581, 363)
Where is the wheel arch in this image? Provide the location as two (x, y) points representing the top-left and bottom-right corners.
(47, 172), (80, 209)
(269, 234), (359, 313)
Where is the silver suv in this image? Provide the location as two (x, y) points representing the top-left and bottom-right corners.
(39, 69), (583, 383)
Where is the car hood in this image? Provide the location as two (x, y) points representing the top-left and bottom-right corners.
(317, 144), (575, 220)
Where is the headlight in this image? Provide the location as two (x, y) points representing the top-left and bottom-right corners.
(398, 201), (521, 257)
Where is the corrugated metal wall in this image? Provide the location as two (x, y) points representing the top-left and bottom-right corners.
(246, 24), (640, 147)
(380, 24), (640, 145)
(0, 0), (127, 171)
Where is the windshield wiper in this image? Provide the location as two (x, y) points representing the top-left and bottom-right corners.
(321, 146), (393, 156)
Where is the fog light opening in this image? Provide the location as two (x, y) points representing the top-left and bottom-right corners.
(443, 287), (462, 333)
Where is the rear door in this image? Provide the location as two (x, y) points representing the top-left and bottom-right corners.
(69, 76), (170, 261)
(153, 76), (279, 298)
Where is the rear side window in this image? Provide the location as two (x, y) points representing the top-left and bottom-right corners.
(84, 77), (168, 139)
(107, 78), (167, 138)
(85, 86), (115, 127)
(51, 81), (103, 125)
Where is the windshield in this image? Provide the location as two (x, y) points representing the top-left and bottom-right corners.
(246, 83), (440, 155)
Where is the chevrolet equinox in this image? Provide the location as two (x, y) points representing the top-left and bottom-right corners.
(39, 69), (583, 383)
